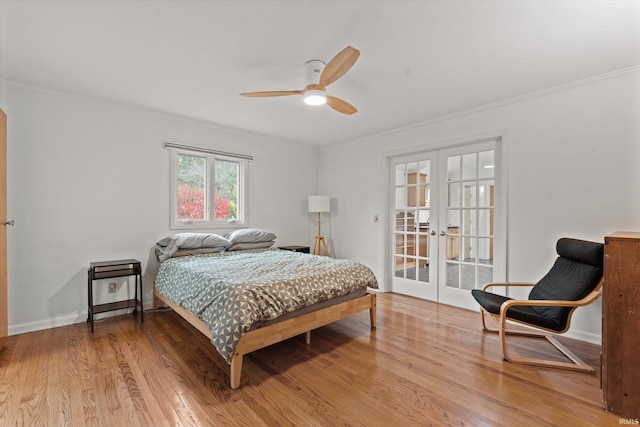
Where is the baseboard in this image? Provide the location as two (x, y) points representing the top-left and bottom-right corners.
(9, 312), (86, 336)
(8, 301), (156, 336)
(8, 297), (602, 347)
(562, 329), (602, 346)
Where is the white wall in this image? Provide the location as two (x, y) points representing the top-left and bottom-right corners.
(318, 69), (640, 343)
(2, 69), (638, 343)
(1, 82), (319, 334)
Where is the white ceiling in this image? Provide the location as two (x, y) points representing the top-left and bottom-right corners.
(1, 1), (639, 148)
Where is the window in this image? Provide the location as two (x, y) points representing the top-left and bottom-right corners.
(168, 144), (250, 229)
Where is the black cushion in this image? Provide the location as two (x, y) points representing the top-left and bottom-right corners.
(471, 289), (561, 330)
(472, 237), (604, 332)
(528, 238), (603, 326)
(555, 238), (604, 269)
(528, 258), (602, 325)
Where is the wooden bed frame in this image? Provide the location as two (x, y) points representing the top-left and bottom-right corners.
(153, 286), (376, 389)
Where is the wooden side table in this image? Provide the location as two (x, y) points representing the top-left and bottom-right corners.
(87, 259), (143, 332)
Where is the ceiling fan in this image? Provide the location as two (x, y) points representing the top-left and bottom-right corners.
(240, 46), (360, 115)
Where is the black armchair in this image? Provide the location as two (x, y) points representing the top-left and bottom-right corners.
(471, 237), (604, 372)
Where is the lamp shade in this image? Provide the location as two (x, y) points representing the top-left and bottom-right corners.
(308, 195), (330, 213)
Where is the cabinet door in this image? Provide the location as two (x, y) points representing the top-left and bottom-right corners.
(603, 233), (640, 418)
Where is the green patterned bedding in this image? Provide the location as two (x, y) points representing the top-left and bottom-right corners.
(155, 249), (378, 363)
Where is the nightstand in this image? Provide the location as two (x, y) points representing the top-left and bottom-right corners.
(87, 259), (143, 332)
(278, 245), (310, 253)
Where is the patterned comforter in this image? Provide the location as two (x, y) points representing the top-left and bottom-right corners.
(155, 249), (378, 363)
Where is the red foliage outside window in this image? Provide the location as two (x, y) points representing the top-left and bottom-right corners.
(177, 184), (204, 220)
(214, 193), (231, 219)
(177, 184), (231, 220)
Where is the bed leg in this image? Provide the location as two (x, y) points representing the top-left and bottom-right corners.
(230, 352), (243, 389)
(369, 293), (377, 329)
(305, 331), (311, 344)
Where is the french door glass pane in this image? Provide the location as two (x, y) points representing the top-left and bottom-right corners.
(479, 150), (495, 179)
(478, 265), (493, 287)
(461, 237), (476, 262)
(478, 238), (493, 264)
(478, 210), (492, 235)
(446, 263), (459, 287)
(395, 164), (406, 185)
(462, 153), (477, 180)
(461, 264), (476, 290)
(395, 234), (405, 255)
(447, 235), (460, 261)
(463, 183), (477, 207)
(462, 210), (476, 235)
(448, 183), (461, 207)
(395, 188), (405, 209)
(447, 210), (460, 230)
(448, 156), (460, 181)
(479, 180), (494, 207)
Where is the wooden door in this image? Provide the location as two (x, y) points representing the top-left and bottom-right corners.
(0, 109), (7, 349)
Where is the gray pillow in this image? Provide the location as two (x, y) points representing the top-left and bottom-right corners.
(173, 247), (224, 257)
(225, 229), (277, 245)
(156, 233), (230, 261)
(227, 241), (275, 251)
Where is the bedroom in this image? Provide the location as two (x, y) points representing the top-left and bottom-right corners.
(0, 0), (638, 425)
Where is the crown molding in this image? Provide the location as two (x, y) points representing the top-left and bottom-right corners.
(0, 77), (314, 151)
(323, 65), (640, 150)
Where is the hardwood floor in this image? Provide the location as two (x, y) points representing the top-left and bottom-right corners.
(0, 293), (618, 426)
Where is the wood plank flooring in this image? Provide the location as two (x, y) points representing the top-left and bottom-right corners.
(0, 293), (619, 426)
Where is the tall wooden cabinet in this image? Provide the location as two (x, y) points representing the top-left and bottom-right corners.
(602, 232), (640, 418)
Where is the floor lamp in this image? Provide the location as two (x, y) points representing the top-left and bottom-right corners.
(308, 195), (330, 256)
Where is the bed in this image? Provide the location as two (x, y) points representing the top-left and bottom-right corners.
(153, 234), (378, 389)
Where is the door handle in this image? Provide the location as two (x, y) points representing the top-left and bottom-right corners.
(430, 230), (436, 236)
(3, 220), (14, 226)
(440, 230), (446, 236)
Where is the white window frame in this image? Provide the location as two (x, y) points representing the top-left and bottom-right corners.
(168, 144), (250, 230)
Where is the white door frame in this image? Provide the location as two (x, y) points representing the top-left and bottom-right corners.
(383, 133), (508, 308)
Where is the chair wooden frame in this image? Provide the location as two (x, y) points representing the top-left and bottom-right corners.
(478, 280), (603, 372)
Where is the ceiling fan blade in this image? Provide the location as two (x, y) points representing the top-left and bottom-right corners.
(326, 95), (357, 115)
(319, 46), (360, 87)
(240, 90), (304, 97)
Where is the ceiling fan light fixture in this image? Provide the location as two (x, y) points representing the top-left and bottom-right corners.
(304, 89), (327, 106)
(240, 46), (359, 114)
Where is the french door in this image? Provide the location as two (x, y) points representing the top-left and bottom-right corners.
(391, 139), (501, 309)
(392, 151), (438, 300)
